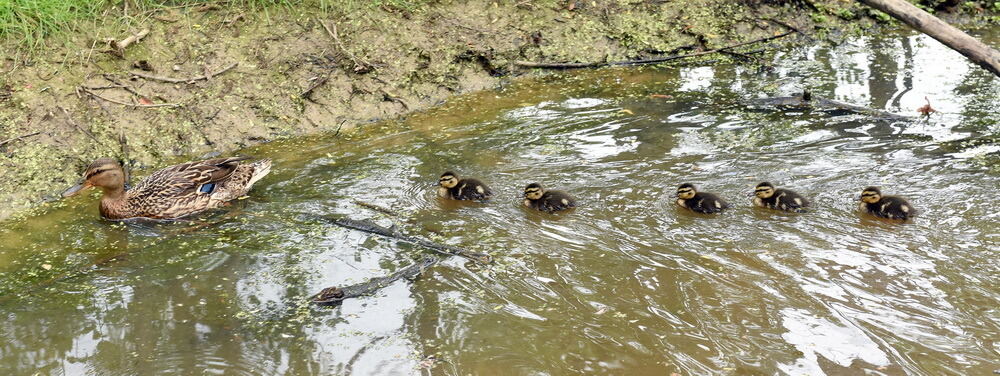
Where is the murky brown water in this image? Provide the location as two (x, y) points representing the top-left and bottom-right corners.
(1, 30), (998, 375)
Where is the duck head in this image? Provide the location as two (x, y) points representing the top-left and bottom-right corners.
(438, 171), (459, 189)
(754, 182), (776, 199)
(524, 183), (545, 200)
(676, 183), (697, 200)
(63, 158), (126, 198)
(860, 186), (882, 204)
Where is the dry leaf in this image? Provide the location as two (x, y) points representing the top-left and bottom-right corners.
(41, 264), (52, 270)
(917, 96), (936, 116)
(138, 97), (153, 105)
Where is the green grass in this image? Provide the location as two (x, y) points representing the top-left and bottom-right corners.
(0, 0), (300, 49)
(0, 0), (439, 51)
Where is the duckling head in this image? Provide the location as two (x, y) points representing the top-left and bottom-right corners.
(861, 186), (882, 204)
(438, 171), (459, 189)
(676, 183), (697, 200)
(524, 183), (545, 200)
(754, 182), (776, 199)
(63, 158), (126, 197)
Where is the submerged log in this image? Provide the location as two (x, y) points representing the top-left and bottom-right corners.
(327, 217), (493, 264)
(312, 256), (439, 306)
(743, 91), (911, 120)
(858, 0), (1000, 77)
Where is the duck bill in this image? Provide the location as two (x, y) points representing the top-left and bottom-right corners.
(62, 181), (93, 197)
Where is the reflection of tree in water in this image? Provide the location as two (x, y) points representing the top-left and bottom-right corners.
(866, 35), (914, 111)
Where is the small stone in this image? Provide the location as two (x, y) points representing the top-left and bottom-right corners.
(172, 65), (181, 71)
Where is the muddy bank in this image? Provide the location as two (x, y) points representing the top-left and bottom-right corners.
(0, 0), (993, 220)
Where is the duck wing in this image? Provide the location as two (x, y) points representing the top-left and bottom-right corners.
(130, 156), (251, 198)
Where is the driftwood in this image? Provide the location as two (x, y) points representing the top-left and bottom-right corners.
(107, 29), (149, 58)
(130, 62), (238, 83)
(858, 0), (1000, 77)
(326, 217), (493, 264)
(311, 256), (439, 306)
(743, 91), (910, 120)
(515, 29), (796, 69)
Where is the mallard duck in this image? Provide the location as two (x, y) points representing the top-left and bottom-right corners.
(859, 186), (916, 220)
(523, 183), (576, 212)
(753, 182), (809, 213)
(437, 171), (493, 201)
(675, 183), (728, 214)
(63, 156), (271, 220)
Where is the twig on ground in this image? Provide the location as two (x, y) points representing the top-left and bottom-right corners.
(300, 74), (330, 100)
(107, 29), (150, 58)
(224, 13), (245, 26)
(516, 29), (796, 69)
(101, 74), (144, 98)
(80, 87), (180, 108)
(0, 132), (42, 148)
(319, 20), (373, 74)
(196, 4), (221, 12)
(59, 107), (101, 144)
(380, 89), (409, 109)
(130, 62), (238, 83)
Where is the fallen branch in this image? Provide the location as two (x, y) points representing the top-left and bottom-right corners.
(101, 73), (145, 98)
(130, 62), (238, 83)
(319, 20), (373, 74)
(858, 0), (1000, 77)
(743, 91), (911, 120)
(0, 131), (41, 148)
(311, 256), (438, 306)
(107, 29), (149, 58)
(80, 87), (180, 108)
(516, 29), (796, 69)
(325, 217), (493, 264)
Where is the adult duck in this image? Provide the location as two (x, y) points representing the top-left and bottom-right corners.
(63, 156), (271, 220)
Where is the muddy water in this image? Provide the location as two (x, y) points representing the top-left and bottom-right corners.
(1, 30), (998, 375)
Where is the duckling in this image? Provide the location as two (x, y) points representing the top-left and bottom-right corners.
(859, 186), (917, 220)
(753, 182), (810, 213)
(63, 156), (271, 220)
(675, 183), (728, 214)
(523, 183), (576, 212)
(437, 171), (493, 201)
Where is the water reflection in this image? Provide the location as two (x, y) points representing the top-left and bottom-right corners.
(1, 30), (998, 375)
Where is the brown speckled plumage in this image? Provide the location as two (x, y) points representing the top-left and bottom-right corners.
(68, 157), (271, 220)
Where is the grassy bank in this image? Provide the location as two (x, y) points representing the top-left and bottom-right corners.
(1, 0), (997, 220)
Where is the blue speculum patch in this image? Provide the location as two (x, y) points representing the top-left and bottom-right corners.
(199, 183), (216, 194)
